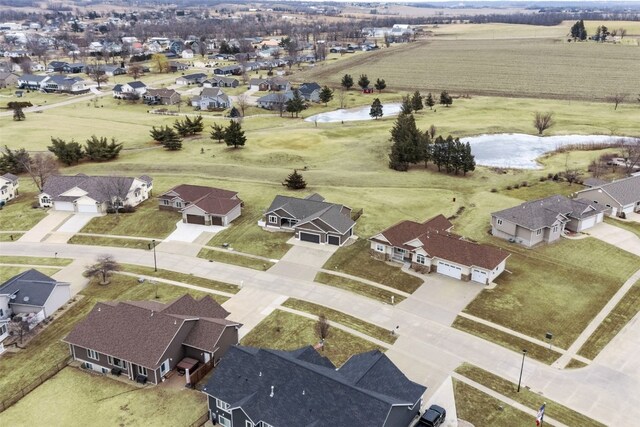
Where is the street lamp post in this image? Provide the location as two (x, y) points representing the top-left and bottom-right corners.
(517, 349), (527, 392)
(149, 239), (157, 272)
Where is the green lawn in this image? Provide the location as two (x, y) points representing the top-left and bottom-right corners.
(78, 199), (178, 238)
(0, 266), (61, 283)
(0, 368), (207, 427)
(198, 247), (274, 270)
(0, 275), (210, 399)
(68, 234), (153, 250)
(578, 280), (640, 360)
(462, 238), (640, 349)
(282, 298), (397, 345)
(566, 359), (589, 369)
(0, 256), (73, 266)
(604, 217), (640, 238)
(240, 309), (383, 367)
(453, 379), (536, 427)
(455, 363), (605, 427)
(0, 191), (46, 231)
(315, 272), (406, 305)
(322, 240), (423, 293)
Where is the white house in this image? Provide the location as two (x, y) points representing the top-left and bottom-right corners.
(181, 49), (194, 59)
(0, 173), (19, 206)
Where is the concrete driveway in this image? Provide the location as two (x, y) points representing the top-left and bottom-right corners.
(164, 220), (225, 243)
(56, 213), (101, 233)
(18, 211), (72, 243)
(587, 222), (640, 256)
(267, 240), (339, 281)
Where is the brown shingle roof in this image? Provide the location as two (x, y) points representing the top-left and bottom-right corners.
(183, 318), (238, 352)
(163, 294), (230, 319)
(418, 232), (509, 270)
(371, 214), (453, 249)
(159, 184), (242, 216)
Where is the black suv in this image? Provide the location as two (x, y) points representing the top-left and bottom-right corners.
(417, 404), (446, 427)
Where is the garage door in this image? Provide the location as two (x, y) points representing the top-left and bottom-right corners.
(299, 232), (320, 244)
(471, 269), (488, 284)
(211, 216), (223, 226)
(53, 201), (74, 211)
(328, 235), (340, 246)
(186, 214), (205, 225)
(437, 261), (462, 280)
(579, 216), (596, 231)
(77, 204), (98, 213)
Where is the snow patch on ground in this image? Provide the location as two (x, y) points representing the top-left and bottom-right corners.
(305, 103), (403, 123)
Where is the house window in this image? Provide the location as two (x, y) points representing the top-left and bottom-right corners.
(536, 229), (542, 235)
(552, 225), (558, 233)
(85, 362), (93, 370)
(269, 215), (277, 224)
(162, 200), (170, 205)
(497, 219), (503, 225)
(0, 324), (6, 335)
(216, 399), (230, 411)
(108, 356), (127, 369)
(245, 421), (253, 427)
(41, 196), (50, 204)
(416, 254), (426, 265)
(175, 201), (182, 208)
(87, 349), (99, 360)
(218, 415), (231, 427)
(160, 359), (170, 376)
(375, 244), (385, 252)
(138, 366), (148, 376)
(101, 367), (109, 374)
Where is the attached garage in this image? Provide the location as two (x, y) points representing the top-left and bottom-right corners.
(471, 269), (488, 284)
(328, 235), (340, 246)
(210, 216), (223, 226)
(77, 203), (99, 213)
(53, 201), (74, 211)
(186, 214), (205, 225)
(299, 232), (321, 244)
(436, 261), (462, 280)
(577, 216), (596, 231)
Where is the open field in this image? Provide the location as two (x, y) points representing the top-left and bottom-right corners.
(298, 39), (640, 100)
(0, 367), (207, 427)
(455, 363), (604, 427)
(240, 309), (383, 367)
(462, 239), (640, 349)
(0, 275), (210, 399)
(578, 280), (640, 360)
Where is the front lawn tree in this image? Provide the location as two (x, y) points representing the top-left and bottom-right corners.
(12, 106), (25, 121)
(236, 93), (250, 116)
(358, 74), (370, 90)
(210, 123), (225, 143)
(374, 78), (386, 93)
(282, 169), (307, 190)
(319, 86), (334, 106)
(285, 89), (306, 118)
(411, 90), (423, 112)
(341, 74), (353, 91)
(425, 92), (435, 109)
(370, 97), (383, 119)
(48, 137), (84, 165)
(86, 63), (108, 89)
(84, 254), (122, 285)
(151, 53), (169, 73)
(533, 111), (555, 135)
(224, 120), (246, 149)
(439, 91), (453, 107)
(22, 153), (58, 192)
(127, 64), (144, 80)
(316, 314), (331, 347)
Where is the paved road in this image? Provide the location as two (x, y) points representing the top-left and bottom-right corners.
(1, 241), (638, 425)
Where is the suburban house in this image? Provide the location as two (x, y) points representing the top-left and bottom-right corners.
(491, 195), (606, 247)
(256, 91), (294, 109)
(298, 82), (322, 102)
(61, 62), (85, 73)
(182, 49), (194, 59)
(158, 184), (242, 226)
(0, 173), (19, 205)
(576, 174), (640, 218)
(263, 193), (356, 246)
(175, 73), (208, 86)
(202, 346), (426, 427)
(47, 60), (67, 72)
(85, 64), (125, 77)
(17, 73), (49, 90)
(39, 174), (153, 213)
(249, 77), (290, 92)
(64, 295), (241, 385)
(143, 88), (181, 105)
(42, 75), (87, 94)
(0, 71), (18, 88)
(169, 61), (190, 72)
(1, 269), (72, 354)
(203, 76), (239, 88)
(120, 81), (147, 97)
(191, 87), (231, 110)
(213, 65), (242, 76)
(370, 215), (509, 284)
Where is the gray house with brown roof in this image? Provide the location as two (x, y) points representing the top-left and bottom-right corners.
(64, 295), (241, 385)
(576, 174), (640, 218)
(370, 214), (509, 284)
(263, 193), (356, 246)
(143, 88), (181, 105)
(491, 195), (605, 247)
(158, 184), (242, 226)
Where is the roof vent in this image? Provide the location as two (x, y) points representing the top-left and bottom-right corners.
(151, 311), (154, 316)
(23, 296), (29, 302)
(259, 371), (262, 377)
(302, 390), (305, 396)
(98, 307), (101, 312)
(174, 319), (177, 325)
(270, 385), (274, 398)
(9, 295), (16, 300)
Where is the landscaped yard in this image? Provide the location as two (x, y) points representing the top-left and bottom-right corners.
(461, 238), (640, 349)
(198, 247), (274, 270)
(578, 280), (640, 360)
(0, 368), (207, 427)
(0, 275), (211, 399)
(322, 239), (423, 293)
(315, 271), (405, 305)
(240, 309), (383, 367)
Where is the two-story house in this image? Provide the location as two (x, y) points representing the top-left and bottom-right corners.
(0, 173), (19, 205)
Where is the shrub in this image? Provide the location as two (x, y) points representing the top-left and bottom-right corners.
(490, 188), (498, 193)
(506, 185), (512, 190)
(539, 176), (547, 182)
(521, 181), (528, 187)
(513, 183), (520, 189)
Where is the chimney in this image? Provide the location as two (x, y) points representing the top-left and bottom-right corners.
(270, 385), (274, 398)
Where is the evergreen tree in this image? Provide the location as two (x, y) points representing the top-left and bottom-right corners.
(0, 146), (30, 174)
(84, 135), (123, 161)
(319, 86), (334, 106)
(160, 127), (182, 150)
(224, 120), (246, 148)
(190, 115), (204, 134)
(12, 106), (25, 121)
(341, 74), (353, 90)
(400, 95), (413, 115)
(229, 107), (241, 118)
(461, 141), (476, 175)
(286, 89), (306, 118)
(411, 90), (423, 112)
(440, 91), (453, 107)
(570, 20), (588, 41)
(357, 74), (370, 90)
(425, 92), (435, 109)
(374, 78), (386, 93)
(388, 113), (424, 171)
(282, 169), (307, 190)
(369, 98), (383, 119)
(210, 123), (225, 143)
(444, 136), (456, 174)
(47, 137), (84, 166)
(420, 132), (431, 168)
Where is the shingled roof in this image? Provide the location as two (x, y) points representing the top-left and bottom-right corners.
(42, 174), (149, 204)
(159, 184), (241, 216)
(370, 214), (453, 250)
(578, 175), (640, 206)
(267, 194), (355, 234)
(203, 346), (425, 427)
(0, 269), (67, 308)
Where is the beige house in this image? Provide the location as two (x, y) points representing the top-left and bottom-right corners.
(576, 175), (640, 218)
(158, 184), (242, 226)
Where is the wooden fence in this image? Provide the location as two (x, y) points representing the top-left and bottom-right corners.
(187, 412), (209, 427)
(0, 355), (72, 413)
(352, 208), (364, 221)
(189, 359), (215, 386)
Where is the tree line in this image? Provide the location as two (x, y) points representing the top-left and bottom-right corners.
(48, 135), (123, 165)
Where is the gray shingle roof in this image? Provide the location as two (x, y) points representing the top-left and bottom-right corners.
(583, 175), (640, 206)
(126, 80), (146, 89)
(42, 174), (138, 204)
(0, 269), (61, 307)
(203, 346), (426, 427)
(179, 73), (207, 80)
(267, 194), (355, 233)
(2, 173), (18, 182)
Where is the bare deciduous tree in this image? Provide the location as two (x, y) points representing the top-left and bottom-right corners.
(315, 314), (331, 345)
(19, 153), (58, 192)
(428, 124), (437, 139)
(19, 58), (32, 74)
(621, 142), (640, 175)
(608, 93), (627, 110)
(127, 64), (144, 80)
(236, 93), (250, 116)
(273, 92), (288, 117)
(87, 61), (109, 89)
(337, 88), (346, 109)
(84, 254), (122, 285)
(96, 175), (134, 213)
(562, 169), (583, 185)
(533, 111), (555, 135)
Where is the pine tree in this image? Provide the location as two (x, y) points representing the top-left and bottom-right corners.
(161, 127), (182, 150)
(47, 137), (84, 165)
(319, 86), (334, 106)
(210, 123), (225, 143)
(357, 74), (370, 90)
(224, 120), (246, 149)
(400, 95), (413, 115)
(286, 89), (306, 118)
(341, 74), (353, 90)
(282, 169), (307, 190)
(431, 136), (446, 172)
(411, 90), (423, 112)
(425, 92), (435, 109)
(369, 98), (383, 119)
(84, 135), (123, 161)
(462, 141), (476, 175)
(12, 106), (25, 121)
(388, 113), (423, 168)
(440, 91), (453, 107)
(374, 78), (386, 93)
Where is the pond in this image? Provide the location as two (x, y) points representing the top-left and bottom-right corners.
(305, 103), (402, 123)
(461, 133), (638, 169)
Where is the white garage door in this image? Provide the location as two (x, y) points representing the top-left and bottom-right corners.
(53, 201), (74, 211)
(471, 269), (488, 284)
(579, 216), (596, 231)
(437, 261), (462, 280)
(77, 204), (98, 213)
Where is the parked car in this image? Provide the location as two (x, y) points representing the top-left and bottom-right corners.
(417, 404), (446, 427)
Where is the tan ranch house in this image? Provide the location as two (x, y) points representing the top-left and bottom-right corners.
(158, 184), (242, 226)
(370, 214), (509, 284)
(575, 174), (640, 218)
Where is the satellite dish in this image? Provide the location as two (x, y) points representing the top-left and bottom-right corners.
(9, 295), (16, 300)
(23, 296), (29, 302)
